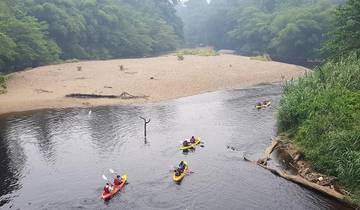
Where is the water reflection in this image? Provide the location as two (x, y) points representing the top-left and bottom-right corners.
(0, 85), (354, 210)
(0, 119), (26, 206)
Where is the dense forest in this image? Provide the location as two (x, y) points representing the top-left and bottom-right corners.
(177, 0), (345, 62)
(0, 0), (183, 72)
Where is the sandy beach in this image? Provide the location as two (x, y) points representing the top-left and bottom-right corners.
(0, 54), (307, 115)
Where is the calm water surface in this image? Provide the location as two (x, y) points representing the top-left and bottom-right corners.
(0, 85), (353, 210)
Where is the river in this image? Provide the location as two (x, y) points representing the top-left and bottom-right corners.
(0, 84), (353, 210)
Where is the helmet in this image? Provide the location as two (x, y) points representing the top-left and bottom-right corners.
(117, 175), (121, 178)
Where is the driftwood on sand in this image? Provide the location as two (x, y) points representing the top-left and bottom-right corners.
(244, 137), (354, 207)
(65, 91), (148, 100)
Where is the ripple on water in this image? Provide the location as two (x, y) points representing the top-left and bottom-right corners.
(0, 84), (354, 210)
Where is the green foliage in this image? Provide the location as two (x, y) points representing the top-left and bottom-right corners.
(323, 0), (360, 58)
(0, 0), (183, 72)
(22, 0), (182, 60)
(177, 48), (219, 56)
(0, 15), (60, 72)
(250, 54), (272, 62)
(0, 74), (8, 94)
(278, 55), (360, 203)
(177, 0), (338, 61)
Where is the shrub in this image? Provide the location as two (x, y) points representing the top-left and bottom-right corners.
(177, 53), (184, 61)
(250, 54), (272, 61)
(0, 74), (8, 94)
(177, 48), (219, 56)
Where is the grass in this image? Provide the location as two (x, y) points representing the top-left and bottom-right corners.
(0, 74), (8, 94)
(250, 54), (272, 61)
(176, 48), (220, 57)
(277, 55), (360, 205)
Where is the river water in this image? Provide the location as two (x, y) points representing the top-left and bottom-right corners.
(0, 85), (353, 210)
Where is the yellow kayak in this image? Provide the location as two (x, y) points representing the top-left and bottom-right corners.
(256, 101), (271, 109)
(262, 101), (271, 108)
(173, 161), (188, 182)
(180, 137), (201, 150)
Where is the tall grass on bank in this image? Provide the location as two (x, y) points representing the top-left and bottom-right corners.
(277, 55), (360, 203)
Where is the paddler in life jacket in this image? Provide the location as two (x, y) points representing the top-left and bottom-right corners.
(114, 175), (123, 186)
(175, 168), (181, 176)
(183, 140), (190, 146)
(179, 161), (185, 171)
(190, 136), (196, 144)
(103, 183), (112, 194)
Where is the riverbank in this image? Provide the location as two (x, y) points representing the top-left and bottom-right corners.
(0, 54), (307, 115)
(277, 55), (360, 206)
(247, 136), (357, 208)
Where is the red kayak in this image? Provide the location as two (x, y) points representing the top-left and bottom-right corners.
(101, 175), (127, 200)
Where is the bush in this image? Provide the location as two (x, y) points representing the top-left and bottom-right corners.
(250, 54), (272, 61)
(277, 55), (360, 203)
(177, 48), (219, 56)
(177, 53), (184, 61)
(0, 74), (7, 94)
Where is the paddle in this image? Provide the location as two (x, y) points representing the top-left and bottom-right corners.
(102, 174), (109, 181)
(109, 168), (116, 174)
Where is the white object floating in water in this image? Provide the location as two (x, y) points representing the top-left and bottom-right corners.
(88, 110), (92, 115)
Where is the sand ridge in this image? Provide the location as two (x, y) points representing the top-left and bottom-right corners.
(0, 54), (307, 115)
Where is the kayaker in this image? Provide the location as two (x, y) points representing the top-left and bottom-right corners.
(175, 168), (181, 176)
(103, 183), (112, 194)
(114, 175), (122, 186)
(183, 140), (190, 146)
(179, 161), (186, 172)
(190, 136), (196, 143)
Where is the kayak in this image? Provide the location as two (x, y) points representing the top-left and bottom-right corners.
(173, 161), (188, 182)
(180, 137), (201, 150)
(262, 101), (271, 108)
(101, 175), (127, 200)
(256, 101), (271, 109)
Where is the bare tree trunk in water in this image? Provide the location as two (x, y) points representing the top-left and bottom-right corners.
(140, 117), (151, 144)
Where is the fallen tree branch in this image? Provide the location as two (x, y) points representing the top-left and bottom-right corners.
(257, 139), (279, 165)
(65, 91), (148, 100)
(245, 155), (352, 205)
(243, 139), (355, 207)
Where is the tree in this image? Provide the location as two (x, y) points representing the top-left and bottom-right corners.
(324, 0), (360, 57)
